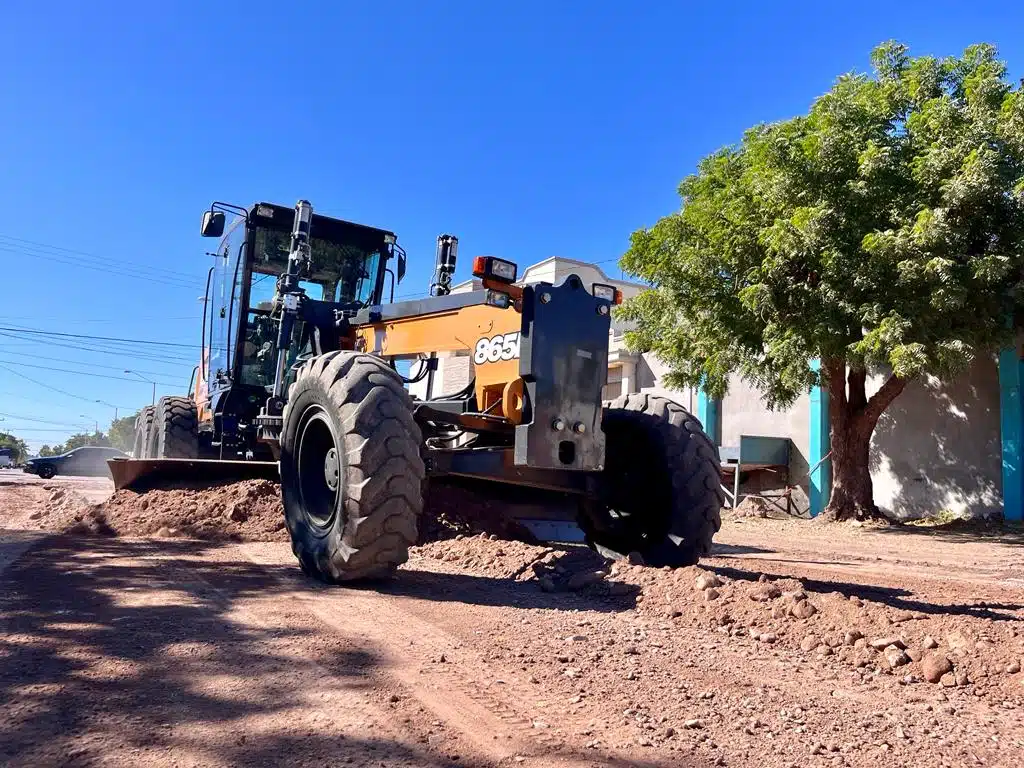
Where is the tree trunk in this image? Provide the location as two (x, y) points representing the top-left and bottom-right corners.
(826, 417), (879, 521)
(818, 361), (908, 522)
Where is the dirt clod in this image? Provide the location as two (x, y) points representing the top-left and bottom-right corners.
(923, 653), (954, 683)
(883, 646), (910, 669)
(749, 583), (781, 602)
(696, 572), (722, 590)
(869, 637), (905, 650)
(801, 635), (821, 652)
(790, 599), (817, 619)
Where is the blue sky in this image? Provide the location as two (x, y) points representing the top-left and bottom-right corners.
(0, 0), (1020, 450)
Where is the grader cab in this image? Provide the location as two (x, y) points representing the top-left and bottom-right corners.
(112, 200), (723, 582)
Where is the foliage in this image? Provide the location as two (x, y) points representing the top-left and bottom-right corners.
(108, 412), (139, 453)
(38, 445), (56, 457)
(619, 42), (1024, 519)
(0, 432), (29, 463)
(61, 432), (111, 453)
(620, 41), (1024, 408)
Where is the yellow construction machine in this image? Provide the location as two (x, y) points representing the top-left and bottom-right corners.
(111, 200), (723, 581)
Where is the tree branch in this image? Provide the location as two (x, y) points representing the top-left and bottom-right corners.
(861, 373), (907, 427)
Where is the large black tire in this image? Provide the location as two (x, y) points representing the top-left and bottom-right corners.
(38, 464), (57, 479)
(582, 393), (723, 567)
(133, 406), (155, 458)
(281, 351), (425, 582)
(152, 396), (199, 459)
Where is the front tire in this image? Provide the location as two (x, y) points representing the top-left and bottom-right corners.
(38, 465), (57, 479)
(153, 397), (199, 459)
(281, 351), (425, 582)
(581, 393), (723, 566)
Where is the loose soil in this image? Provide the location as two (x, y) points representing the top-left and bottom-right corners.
(1, 470), (1022, 767)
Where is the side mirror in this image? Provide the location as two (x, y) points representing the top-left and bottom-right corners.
(201, 210), (225, 238)
(397, 250), (407, 283)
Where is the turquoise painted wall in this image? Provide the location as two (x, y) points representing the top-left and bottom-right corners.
(808, 359), (831, 517)
(998, 346), (1023, 522)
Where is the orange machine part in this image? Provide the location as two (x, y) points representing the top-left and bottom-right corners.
(353, 301), (523, 420)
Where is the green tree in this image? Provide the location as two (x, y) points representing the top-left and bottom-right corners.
(38, 444), (56, 457)
(0, 432), (29, 463)
(620, 42), (1024, 521)
(63, 432), (111, 452)
(108, 412), (139, 452)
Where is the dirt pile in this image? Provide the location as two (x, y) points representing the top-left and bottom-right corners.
(26, 484), (94, 531)
(36, 479), (289, 542)
(413, 533), (1024, 705)
(95, 479), (288, 541)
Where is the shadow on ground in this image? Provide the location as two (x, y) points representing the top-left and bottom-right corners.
(0, 535), (678, 768)
(869, 519), (1024, 546)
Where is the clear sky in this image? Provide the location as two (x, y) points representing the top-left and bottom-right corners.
(0, 0), (1020, 450)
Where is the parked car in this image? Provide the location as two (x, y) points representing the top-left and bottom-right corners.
(23, 446), (127, 479)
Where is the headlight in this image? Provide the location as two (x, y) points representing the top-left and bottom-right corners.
(591, 283), (623, 304)
(472, 256), (518, 284)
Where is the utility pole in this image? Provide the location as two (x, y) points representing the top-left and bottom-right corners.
(124, 370), (157, 406)
(96, 399), (119, 422)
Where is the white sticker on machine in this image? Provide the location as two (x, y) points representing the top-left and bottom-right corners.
(474, 332), (521, 364)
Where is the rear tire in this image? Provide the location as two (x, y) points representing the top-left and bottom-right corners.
(133, 406), (155, 458)
(581, 393), (723, 567)
(153, 397), (199, 459)
(281, 351), (425, 583)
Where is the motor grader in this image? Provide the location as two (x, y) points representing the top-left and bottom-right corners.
(112, 200), (722, 582)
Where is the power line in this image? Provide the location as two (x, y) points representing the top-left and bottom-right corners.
(0, 325), (197, 349)
(4, 427), (95, 433)
(0, 335), (198, 365)
(0, 411), (93, 428)
(0, 358), (182, 386)
(0, 244), (204, 291)
(0, 232), (201, 279)
(0, 235), (207, 290)
(0, 364), (135, 409)
(0, 346), (186, 378)
(0, 314), (202, 324)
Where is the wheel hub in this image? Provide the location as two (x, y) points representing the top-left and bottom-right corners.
(295, 407), (341, 529)
(324, 447), (340, 491)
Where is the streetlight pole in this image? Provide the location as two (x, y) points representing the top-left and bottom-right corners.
(124, 370), (157, 406)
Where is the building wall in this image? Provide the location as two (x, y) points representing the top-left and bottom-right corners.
(868, 357), (1002, 520)
(635, 353), (695, 414)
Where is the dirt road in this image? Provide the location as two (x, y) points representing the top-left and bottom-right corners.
(1, 471), (1022, 767)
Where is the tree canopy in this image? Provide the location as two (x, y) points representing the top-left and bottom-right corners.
(0, 432), (29, 463)
(108, 413), (138, 453)
(62, 432), (111, 453)
(619, 42), (1024, 519)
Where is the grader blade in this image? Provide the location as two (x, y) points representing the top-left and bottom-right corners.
(108, 458), (279, 491)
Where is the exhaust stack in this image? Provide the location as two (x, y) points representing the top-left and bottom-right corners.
(430, 234), (459, 296)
